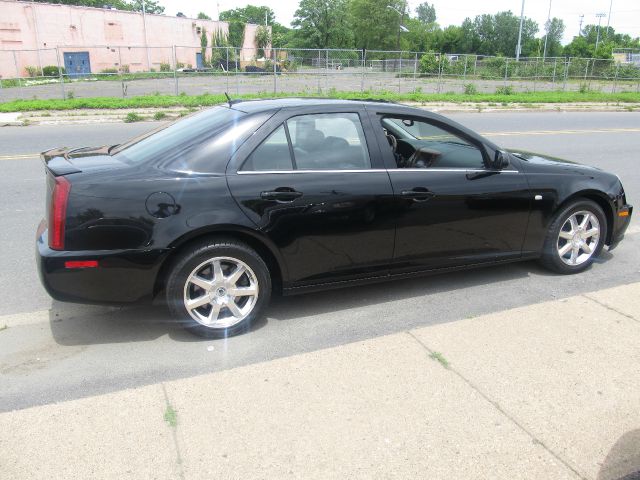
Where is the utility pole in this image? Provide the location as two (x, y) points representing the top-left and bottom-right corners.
(542, 0), (553, 61)
(578, 14), (584, 36)
(595, 13), (606, 53)
(141, 0), (151, 71)
(606, 0), (613, 36)
(515, 0), (526, 61)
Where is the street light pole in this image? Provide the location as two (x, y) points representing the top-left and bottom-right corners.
(595, 13), (606, 54)
(515, 0), (526, 61)
(141, 0), (151, 71)
(542, 0), (552, 61)
(606, 0), (613, 35)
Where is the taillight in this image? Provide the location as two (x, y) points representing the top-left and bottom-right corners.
(48, 176), (71, 250)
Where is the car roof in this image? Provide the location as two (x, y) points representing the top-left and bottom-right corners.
(229, 97), (408, 113)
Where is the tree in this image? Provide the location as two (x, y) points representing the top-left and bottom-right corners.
(197, 12), (211, 20)
(219, 5), (275, 25)
(350, 0), (404, 50)
(470, 11), (538, 56)
(255, 25), (271, 58)
(292, 0), (353, 49)
(416, 2), (436, 25)
(200, 27), (208, 66)
(542, 17), (564, 57)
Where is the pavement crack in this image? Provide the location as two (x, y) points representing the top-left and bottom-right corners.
(581, 294), (639, 324)
(161, 383), (185, 480)
(405, 330), (589, 480)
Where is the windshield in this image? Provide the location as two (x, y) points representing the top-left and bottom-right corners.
(112, 107), (245, 165)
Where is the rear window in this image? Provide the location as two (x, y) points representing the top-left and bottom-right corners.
(112, 107), (271, 173)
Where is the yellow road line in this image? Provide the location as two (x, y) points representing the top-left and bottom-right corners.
(0, 127), (639, 161)
(482, 127), (640, 137)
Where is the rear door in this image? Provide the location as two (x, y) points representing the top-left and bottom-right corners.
(368, 108), (531, 272)
(226, 106), (396, 288)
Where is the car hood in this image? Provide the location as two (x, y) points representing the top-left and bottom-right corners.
(507, 149), (603, 175)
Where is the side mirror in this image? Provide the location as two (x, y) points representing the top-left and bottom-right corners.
(492, 150), (510, 169)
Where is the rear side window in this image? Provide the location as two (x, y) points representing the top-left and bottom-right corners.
(241, 125), (293, 171)
(241, 112), (371, 172)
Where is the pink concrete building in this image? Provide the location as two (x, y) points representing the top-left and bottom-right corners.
(0, 0), (263, 78)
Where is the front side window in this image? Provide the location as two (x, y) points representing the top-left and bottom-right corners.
(381, 116), (485, 170)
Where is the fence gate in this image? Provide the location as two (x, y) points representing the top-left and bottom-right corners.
(63, 51), (91, 76)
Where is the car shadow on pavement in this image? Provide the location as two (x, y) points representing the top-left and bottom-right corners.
(597, 429), (640, 480)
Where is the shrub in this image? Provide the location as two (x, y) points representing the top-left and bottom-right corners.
(495, 85), (514, 95)
(418, 53), (440, 75)
(153, 111), (167, 120)
(124, 112), (143, 123)
(159, 62), (171, 72)
(176, 62), (185, 69)
(120, 64), (130, 73)
(42, 65), (65, 77)
(25, 66), (42, 78)
(66, 90), (75, 99)
(579, 83), (590, 94)
(464, 83), (477, 95)
(100, 68), (118, 74)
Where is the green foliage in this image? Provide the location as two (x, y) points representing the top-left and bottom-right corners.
(255, 25), (272, 58)
(120, 64), (130, 73)
(495, 85), (514, 95)
(220, 5), (275, 24)
(292, 0), (353, 49)
(197, 12), (211, 20)
(42, 65), (65, 77)
(418, 53), (443, 74)
(66, 91), (75, 99)
(350, 0), (403, 50)
(159, 63), (171, 72)
(415, 2), (436, 24)
(153, 111), (167, 120)
(464, 83), (477, 95)
(25, 66), (42, 78)
(124, 112), (143, 122)
(200, 27), (209, 67)
(100, 68), (118, 74)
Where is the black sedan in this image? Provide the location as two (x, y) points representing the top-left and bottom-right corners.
(36, 99), (633, 337)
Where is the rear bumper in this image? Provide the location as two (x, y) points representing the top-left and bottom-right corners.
(608, 204), (633, 251)
(36, 228), (168, 304)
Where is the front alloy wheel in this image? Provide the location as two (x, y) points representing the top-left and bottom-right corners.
(556, 210), (600, 266)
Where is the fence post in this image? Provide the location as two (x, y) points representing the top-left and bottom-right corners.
(612, 61), (619, 93)
(398, 53), (402, 93)
(361, 49), (365, 92)
(473, 55), (478, 76)
(584, 59), (589, 82)
(273, 47), (277, 94)
(326, 49), (329, 92)
(317, 50), (321, 93)
(55, 47), (65, 100)
(463, 54), (468, 79)
(504, 57), (509, 85)
(235, 48), (239, 96)
(563, 58), (569, 91)
(172, 45), (178, 96)
(12, 50), (23, 100)
(437, 53), (443, 93)
(552, 58), (557, 85)
(226, 47), (230, 93)
(413, 52), (418, 82)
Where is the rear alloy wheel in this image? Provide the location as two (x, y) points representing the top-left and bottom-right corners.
(166, 239), (271, 338)
(540, 199), (606, 274)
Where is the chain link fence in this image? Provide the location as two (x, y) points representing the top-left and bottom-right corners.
(1, 46), (639, 102)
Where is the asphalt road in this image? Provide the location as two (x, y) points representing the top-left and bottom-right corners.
(1, 111), (639, 412)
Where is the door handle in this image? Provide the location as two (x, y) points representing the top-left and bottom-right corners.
(260, 188), (303, 202)
(400, 187), (435, 202)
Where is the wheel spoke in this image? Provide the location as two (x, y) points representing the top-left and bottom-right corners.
(559, 230), (574, 240)
(228, 285), (257, 297)
(211, 260), (224, 283)
(558, 243), (572, 256)
(190, 275), (213, 291)
(226, 299), (243, 318)
(569, 246), (579, 264)
(227, 265), (246, 284)
(186, 295), (210, 311)
(569, 215), (579, 232)
(582, 227), (599, 239)
(581, 242), (592, 254)
(579, 213), (591, 229)
(207, 303), (222, 324)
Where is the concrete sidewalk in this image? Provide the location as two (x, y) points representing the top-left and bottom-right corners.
(2, 283), (639, 480)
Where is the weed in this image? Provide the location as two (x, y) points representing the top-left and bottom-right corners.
(153, 111), (167, 120)
(464, 83), (478, 95)
(66, 91), (75, 100)
(495, 85), (514, 95)
(579, 83), (590, 94)
(429, 351), (450, 368)
(124, 112), (143, 123)
(164, 405), (177, 427)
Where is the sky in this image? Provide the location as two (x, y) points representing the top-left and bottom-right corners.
(158, 0), (640, 45)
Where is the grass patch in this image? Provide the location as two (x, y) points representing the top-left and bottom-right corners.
(1, 90), (639, 113)
(429, 351), (450, 369)
(163, 405), (177, 427)
(124, 112), (144, 123)
(153, 111), (167, 120)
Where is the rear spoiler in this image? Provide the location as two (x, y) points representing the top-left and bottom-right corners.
(41, 148), (82, 176)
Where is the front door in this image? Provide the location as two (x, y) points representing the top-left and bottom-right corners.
(63, 52), (91, 77)
(227, 109), (396, 287)
(374, 113), (531, 272)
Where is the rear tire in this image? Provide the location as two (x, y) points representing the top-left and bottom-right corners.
(539, 199), (606, 274)
(165, 238), (271, 338)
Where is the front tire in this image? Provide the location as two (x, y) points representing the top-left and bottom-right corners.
(165, 238), (271, 338)
(539, 199), (606, 274)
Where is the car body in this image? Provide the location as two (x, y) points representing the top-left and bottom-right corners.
(36, 98), (633, 336)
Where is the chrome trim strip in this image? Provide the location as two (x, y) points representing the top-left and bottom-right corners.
(237, 168), (520, 175)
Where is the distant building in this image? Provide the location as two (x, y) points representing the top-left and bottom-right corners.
(0, 0), (265, 78)
(613, 49), (640, 66)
